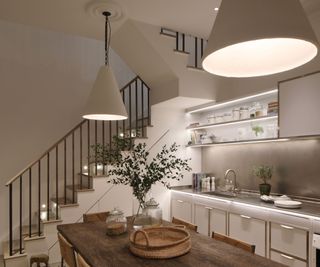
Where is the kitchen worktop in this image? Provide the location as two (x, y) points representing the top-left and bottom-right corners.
(171, 185), (320, 220)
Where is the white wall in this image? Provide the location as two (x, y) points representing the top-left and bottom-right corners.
(0, 19), (135, 253)
(136, 102), (201, 221)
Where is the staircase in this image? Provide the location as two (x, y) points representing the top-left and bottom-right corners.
(160, 27), (207, 71)
(3, 76), (152, 266)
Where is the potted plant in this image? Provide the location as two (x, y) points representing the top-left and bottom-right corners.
(253, 165), (273, 196)
(107, 137), (191, 217)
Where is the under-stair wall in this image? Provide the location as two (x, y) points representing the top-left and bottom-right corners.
(112, 19), (222, 106)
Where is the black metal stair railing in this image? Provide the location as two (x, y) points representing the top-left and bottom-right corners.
(5, 75), (151, 256)
(160, 27), (207, 70)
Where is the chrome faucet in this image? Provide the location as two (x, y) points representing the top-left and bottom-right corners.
(224, 169), (238, 193)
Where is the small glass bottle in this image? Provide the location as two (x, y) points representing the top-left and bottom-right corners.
(255, 103), (263, 117)
(106, 207), (127, 236)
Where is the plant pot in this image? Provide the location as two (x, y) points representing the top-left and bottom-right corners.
(259, 183), (271, 196)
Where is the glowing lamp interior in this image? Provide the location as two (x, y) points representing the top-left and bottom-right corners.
(82, 114), (127, 121)
(202, 38), (318, 77)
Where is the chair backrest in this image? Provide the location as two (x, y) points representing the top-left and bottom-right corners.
(172, 217), (198, 232)
(57, 232), (77, 267)
(211, 232), (255, 254)
(77, 253), (91, 267)
(83, 211), (109, 223)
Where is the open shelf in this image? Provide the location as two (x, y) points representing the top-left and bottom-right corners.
(187, 115), (278, 130)
(186, 89), (278, 114)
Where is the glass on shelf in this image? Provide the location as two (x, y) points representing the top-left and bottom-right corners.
(254, 102), (264, 117)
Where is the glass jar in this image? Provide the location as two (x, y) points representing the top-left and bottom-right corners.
(239, 107), (249, 120)
(254, 102), (263, 117)
(232, 108), (240, 121)
(249, 103), (257, 118)
(106, 207), (127, 236)
(142, 198), (162, 226)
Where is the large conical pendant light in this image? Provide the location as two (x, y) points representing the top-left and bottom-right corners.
(83, 11), (128, 120)
(202, 0), (319, 78)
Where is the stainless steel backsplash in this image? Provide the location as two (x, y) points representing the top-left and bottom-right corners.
(201, 138), (320, 199)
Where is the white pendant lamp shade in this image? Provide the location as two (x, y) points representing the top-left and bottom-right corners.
(82, 65), (128, 120)
(202, 0), (319, 78)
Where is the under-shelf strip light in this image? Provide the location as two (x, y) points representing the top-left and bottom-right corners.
(188, 138), (289, 148)
(187, 89), (278, 114)
(188, 115), (278, 130)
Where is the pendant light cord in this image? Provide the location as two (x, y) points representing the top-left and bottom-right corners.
(104, 12), (112, 66)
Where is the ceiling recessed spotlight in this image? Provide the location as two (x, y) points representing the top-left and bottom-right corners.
(214, 7), (219, 11)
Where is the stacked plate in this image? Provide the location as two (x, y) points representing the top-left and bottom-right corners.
(274, 199), (302, 209)
(260, 195), (302, 209)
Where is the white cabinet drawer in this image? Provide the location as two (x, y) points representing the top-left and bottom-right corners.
(229, 213), (266, 257)
(171, 198), (192, 223)
(194, 204), (227, 236)
(270, 222), (308, 260)
(270, 251), (307, 267)
(194, 204), (210, 236)
(210, 208), (227, 236)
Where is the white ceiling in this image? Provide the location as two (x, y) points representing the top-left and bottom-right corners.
(0, 0), (319, 41)
(0, 0), (221, 40)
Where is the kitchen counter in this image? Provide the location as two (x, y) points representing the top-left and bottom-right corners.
(171, 186), (320, 220)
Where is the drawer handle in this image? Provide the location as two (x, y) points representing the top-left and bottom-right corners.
(280, 254), (294, 260)
(240, 215), (251, 219)
(205, 207), (213, 210)
(280, 224), (294, 230)
(177, 200), (184, 203)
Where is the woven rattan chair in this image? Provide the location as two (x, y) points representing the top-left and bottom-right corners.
(83, 211), (109, 223)
(211, 232), (255, 254)
(57, 232), (77, 267)
(77, 253), (91, 267)
(172, 217), (198, 232)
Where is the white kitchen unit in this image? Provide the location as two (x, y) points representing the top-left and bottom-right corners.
(229, 213), (266, 257)
(171, 191), (193, 223)
(269, 212), (311, 267)
(270, 251), (307, 267)
(279, 71), (320, 138)
(229, 202), (268, 257)
(171, 189), (319, 267)
(193, 196), (229, 236)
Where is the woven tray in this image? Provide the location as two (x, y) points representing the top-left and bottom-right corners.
(129, 226), (191, 259)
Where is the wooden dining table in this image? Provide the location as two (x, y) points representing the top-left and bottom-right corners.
(57, 221), (285, 267)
